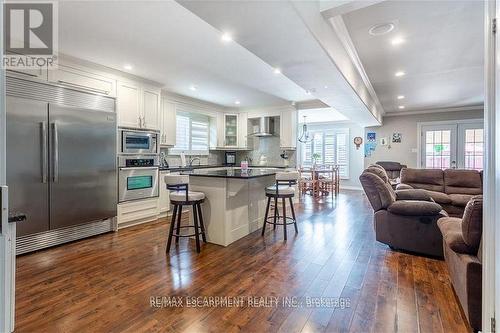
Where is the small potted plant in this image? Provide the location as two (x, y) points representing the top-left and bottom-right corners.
(312, 153), (321, 167)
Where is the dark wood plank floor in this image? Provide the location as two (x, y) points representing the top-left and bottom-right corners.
(15, 190), (471, 332)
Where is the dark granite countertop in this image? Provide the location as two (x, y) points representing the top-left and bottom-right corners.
(180, 168), (277, 179)
(160, 165), (290, 172)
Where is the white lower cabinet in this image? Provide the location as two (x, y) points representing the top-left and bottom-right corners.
(159, 171), (170, 216)
(117, 198), (159, 229)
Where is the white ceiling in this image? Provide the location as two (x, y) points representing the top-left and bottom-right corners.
(298, 108), (348, 123)
(341, 0), (484, 113)
(178, 0), (381, 126)
(58, 1), (311, 108)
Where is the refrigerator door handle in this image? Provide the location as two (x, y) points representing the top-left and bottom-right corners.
(41, 122), (48, 183)
(52, 122), (59, 182)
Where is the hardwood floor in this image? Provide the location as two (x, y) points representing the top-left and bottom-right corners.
(15, 190), (471, 332)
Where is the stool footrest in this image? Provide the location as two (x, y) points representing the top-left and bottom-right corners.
(264, 216), (296, 226)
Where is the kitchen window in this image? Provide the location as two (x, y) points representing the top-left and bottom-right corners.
(299, 129), (349, 178)
(170, 112), (210, 155)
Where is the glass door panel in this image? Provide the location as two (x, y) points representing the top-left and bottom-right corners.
(458, 122), (484, 170)
(421, 124), (457, 169)
(224, 114), (238, 147)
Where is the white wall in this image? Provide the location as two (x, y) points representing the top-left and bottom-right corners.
(298, 121), (364, 189)
(364, 109), (484, 168)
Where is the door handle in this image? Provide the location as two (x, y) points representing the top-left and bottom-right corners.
(8, 213), (27, 223)
(52, 122), (59, 182)
(41, 122), (48, 183)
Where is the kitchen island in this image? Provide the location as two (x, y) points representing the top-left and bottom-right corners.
(181, 168), (284, 246)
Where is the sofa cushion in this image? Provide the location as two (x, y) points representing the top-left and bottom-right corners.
(366, 165), (389, 183)
(437, 217), (475, 254)
(444, 169), (482, 195)
(441, 204), (466, 218)
(396, 183), (414, 190)
(395, 189), (432, 201)
(461, 196), (483, 252)
(424, 190), (452, 204)
(449, 194), (474, 207)
(400, 168), (445, 192)
(387, 200), (442, 216)
(359, 171), (396, 211)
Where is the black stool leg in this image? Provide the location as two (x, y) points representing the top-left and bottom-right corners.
(273, 197), (278, 230)
(197, 203), (207, 243)
(282, 198), (287, 240)
(166, 204), (178, 252)
(175, 204), (182, 244)
(289, 197), (298, 233)
(262, 196), (271, 236)
(192, 204), (201, 253)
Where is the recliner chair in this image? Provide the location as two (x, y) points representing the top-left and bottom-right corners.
(360, 166), (448, 257)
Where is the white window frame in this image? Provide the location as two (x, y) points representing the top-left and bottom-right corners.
(417, 119), (483, 169)
(169, 111), (210, 156)
(298, 128), (350, 179)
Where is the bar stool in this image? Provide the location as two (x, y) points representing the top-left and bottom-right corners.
(261, 171), (299, 240)
(164, 175), (207, 253)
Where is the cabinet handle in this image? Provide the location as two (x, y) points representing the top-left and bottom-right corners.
(138, 116), (142, 128)
(57, 80), (110, 95)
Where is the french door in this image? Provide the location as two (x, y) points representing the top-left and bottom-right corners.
(420, 121), (484, 170)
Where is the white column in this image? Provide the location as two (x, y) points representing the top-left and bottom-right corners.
(483, 1), (499, 331)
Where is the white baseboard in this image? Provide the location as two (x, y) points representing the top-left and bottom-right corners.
(341, 185), (363, 191)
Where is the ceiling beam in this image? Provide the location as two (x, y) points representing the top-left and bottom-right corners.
(321, 0), (386, 19)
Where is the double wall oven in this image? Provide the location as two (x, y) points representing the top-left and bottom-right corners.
(118, 128), (160, 202)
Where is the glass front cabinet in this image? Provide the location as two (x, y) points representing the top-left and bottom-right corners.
(224, 114), (238, 147)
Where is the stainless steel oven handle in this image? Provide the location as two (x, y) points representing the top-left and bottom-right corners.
(119, 167), (159, 171)
(41, 122), (48, 183)
(52, 122), (59, 182)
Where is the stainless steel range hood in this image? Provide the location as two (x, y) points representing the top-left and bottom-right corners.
(250, 117), (275, 137)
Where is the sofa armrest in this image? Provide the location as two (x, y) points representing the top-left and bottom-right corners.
(387, 200), (443, 216)
(396, 183), (414, 190)
(444, 231), (476, 254)
(395, 189), (432, 201)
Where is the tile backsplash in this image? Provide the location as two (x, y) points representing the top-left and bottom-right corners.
(161, 137), (296, 168)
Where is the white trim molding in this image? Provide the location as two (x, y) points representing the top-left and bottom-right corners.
(385, 105), (484, 117)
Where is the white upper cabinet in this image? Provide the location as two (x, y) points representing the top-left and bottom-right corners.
(48, 64), (116, 97)
(160, 98), (176, 146)
(117, 80), (142, 128)
(117, 80), (161, 130)
(142, 86), (160, 130)
(238, 112), (248, 149)
(280, 108), (297, 150)
(224, 114), (239, 148)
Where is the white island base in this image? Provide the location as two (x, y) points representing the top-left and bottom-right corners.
(188, 174), (276, 247)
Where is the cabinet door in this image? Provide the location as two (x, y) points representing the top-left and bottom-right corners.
(280, 109), (297, 149)
(142, 87), (160, 130)
(161, 99), (176, 146)
(117, 81), (141, 128)
(159, 171), (170, 213)
(6, 51), (48, 81)
(216, 113), (225, 148)
(49, 65), (115, 97)
(238, 112), (248, 149)
(224, 114), (238, 147)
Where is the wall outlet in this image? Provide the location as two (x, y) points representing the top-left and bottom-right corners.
(411, 148), (418, 153)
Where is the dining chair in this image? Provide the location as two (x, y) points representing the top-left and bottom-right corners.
(298, 167), (316, 197)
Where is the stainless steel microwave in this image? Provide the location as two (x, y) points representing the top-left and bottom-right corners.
(119, 128), (159, 155)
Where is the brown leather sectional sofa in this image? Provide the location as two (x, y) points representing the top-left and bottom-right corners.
(438, 196), (483, 332)
(360, 165), (448, 257)
(397, 168), (483, 217)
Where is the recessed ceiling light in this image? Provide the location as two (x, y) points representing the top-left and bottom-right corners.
(397, 95), (405, 99)
(123, 64), (133, 70)
(324, 85), (328, 89)
(391, 37), (405, 45)
(398, 105), (405, 109)
(273, 68), (282, 75)
(368, 22), (395, 36)
(189, 85), (197, 91)
(305, 90), (312, 95)
(395, 71), (406, 77)
(235, 100), (241, 105)
(221, 32), (233, 43)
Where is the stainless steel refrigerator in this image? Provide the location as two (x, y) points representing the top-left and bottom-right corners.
(6, 77), (117, 254)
